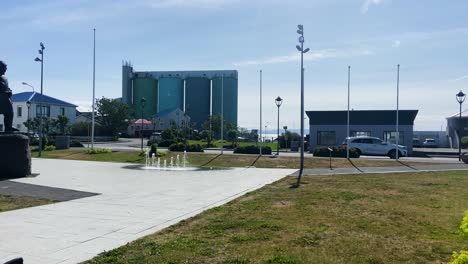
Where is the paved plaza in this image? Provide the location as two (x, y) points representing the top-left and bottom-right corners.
(0, 159), (295, 264)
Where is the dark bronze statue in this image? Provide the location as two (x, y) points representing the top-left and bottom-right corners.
(0, 61), (18, 132)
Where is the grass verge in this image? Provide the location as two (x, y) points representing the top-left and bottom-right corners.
(0, 195), (54, 213)
(33, 149), (441, 169)
(86, 171), (468, 263)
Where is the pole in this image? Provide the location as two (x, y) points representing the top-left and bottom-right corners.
(459, 102), (462, 161)
(396, 64), (400, 160)
(141, 107), (144, 151)
(297, 37), (305, 185)
(91, 28), (96, 150)
(347, 65), (351, 160)
(277, 103), (280, 155)
(259, 70), (263, 156)
(38, 45), (44, 158)
(221, 75), (224, 154)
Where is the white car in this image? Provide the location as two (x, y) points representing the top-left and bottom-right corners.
(343, 136), (407, 159)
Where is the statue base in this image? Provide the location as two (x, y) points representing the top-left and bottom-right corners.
(0, 133), (31, 179)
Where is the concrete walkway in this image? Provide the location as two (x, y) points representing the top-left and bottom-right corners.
(291, 163), (468, 176)
(0, 159), (295, 264)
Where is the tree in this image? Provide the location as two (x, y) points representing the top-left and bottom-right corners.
(227, 130), (238, 146)
(201, 129), (214, 147)
(54, 115), (69, 135)
(96, 97), (130, 136)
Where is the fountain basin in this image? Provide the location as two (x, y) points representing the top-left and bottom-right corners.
(122, 165), (232, 171)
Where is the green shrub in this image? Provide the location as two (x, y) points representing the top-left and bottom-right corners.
(70, 140), (84, 147)
(234, 145), (272, 155)
(86, 148), (112, 154)
(158, 140), (177, 147)
(449, 251), (468, 264)
(313, 146), (360, 158)
(44, 145), (56, 151)
(169, 143), (203, 152)
(223, 143), (238, 149)
(461, 210), (468, 235)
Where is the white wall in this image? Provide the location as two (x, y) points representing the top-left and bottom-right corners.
(0, 102), (76, 132)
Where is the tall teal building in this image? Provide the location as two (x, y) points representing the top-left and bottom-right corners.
(122, 62), (238, 128)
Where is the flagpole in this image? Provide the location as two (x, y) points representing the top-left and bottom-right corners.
(396, 64), (400, 160)
(259, 70), (263, 156)
(91, 28), (96, 150)
(347, 65), (351, 159)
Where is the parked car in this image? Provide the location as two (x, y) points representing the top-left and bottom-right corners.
(149, 132), (162, 142)
(422, 138), (437, 148)
(342, 136), (407, 159)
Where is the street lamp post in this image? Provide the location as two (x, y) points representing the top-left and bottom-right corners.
(22, 82), (35, 93)
(275, 96), (283, 156)
(295, 25), (310, 187)
(34, 42), (45, 157)
(456, 90), (466, 161)
(283, 125), (288, 149)
(26, 101), (31, 135)
(140, 97), (146, 151)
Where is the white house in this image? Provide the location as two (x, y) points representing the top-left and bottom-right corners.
(0, 92), (77, 133)
(154, 108), (191, 131)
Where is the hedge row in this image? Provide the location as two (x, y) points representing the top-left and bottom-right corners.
(233, 145), (272, 155)
(169, 143), (204, 152)
(313, 146), (360, 158)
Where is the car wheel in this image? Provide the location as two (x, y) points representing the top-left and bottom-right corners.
(388, 150), (397, 159)
(355, 149), (362, 157)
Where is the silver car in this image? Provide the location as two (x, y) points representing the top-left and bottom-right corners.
(343, 136), (407, 159)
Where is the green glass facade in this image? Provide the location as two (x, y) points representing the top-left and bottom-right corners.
(185, 78), (211, 128)
(212, 77), (238, 127)
(132, 78), (158, 119)
(158, 78), (183, 112)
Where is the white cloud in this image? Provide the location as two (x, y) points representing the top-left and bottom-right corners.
(449, 75), (468, 82)
(361, 0), (385, 14)
(392, 40), (401, 48)
(233, 49), (373, 66)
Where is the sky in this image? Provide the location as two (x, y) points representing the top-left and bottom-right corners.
(1, 0), (468, 131)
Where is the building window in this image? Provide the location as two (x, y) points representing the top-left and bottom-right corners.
(351, 131), (371, 137)
(383, 131), (404, 144)
(17, 124), (21, 129)
(0, 124), (3, 131)
(17, 106), (22, 117)
(317, 131), (336, 145)
(36, 105), (50, 117)
(60, 107), (65, 116)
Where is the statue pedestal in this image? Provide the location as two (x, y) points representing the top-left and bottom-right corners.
(0, 133), (31, 178)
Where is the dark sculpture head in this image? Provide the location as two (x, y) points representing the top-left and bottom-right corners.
(0, 61), (6, 76)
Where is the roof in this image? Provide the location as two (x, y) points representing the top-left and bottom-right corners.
(133, 119), (152, 124)
(446, 109), (468, 119)
(306, 110), (419, 126)
(12, 92), (77, 107)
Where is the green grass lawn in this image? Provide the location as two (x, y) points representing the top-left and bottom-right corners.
(0, 195), (54, 213)
(85, 171), (468, 264)
(32, 149), (439, 169)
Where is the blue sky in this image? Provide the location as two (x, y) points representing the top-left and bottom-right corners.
(1, 0), (467, 130)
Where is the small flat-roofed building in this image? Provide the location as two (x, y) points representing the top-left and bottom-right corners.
(306, 110), (418, 155)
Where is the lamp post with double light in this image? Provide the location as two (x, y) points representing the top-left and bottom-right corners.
(275, 96), (283, 156)
(295, 25), (310, 187)
(456, 90), (466, 161)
